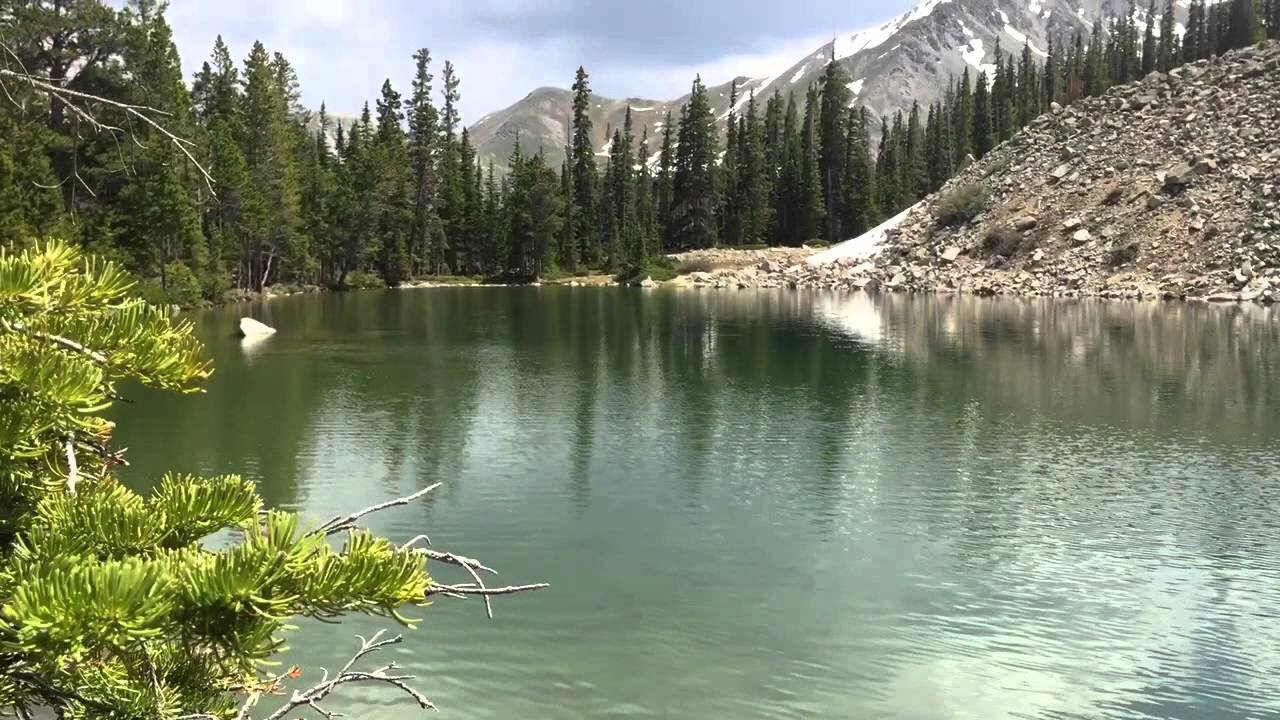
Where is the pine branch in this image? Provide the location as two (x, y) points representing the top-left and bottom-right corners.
(0, 318), (110, 365)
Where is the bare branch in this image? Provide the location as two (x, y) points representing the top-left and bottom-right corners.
(263, 631), (437, 720)
(0, 59), (215, 194)
(418, 549), (496, 576)
(426, 582), (550, 597)
(318, 483), (441, 535)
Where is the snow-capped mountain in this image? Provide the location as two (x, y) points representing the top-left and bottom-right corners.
(469, 0), (1184, 170)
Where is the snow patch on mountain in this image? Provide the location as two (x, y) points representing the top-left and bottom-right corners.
(958, 22), (997, 75)
(834, 0), (953, 61)
(1004, 23), (1048, 55)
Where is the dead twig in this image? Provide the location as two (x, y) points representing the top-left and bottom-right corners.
(426, 582), (550, 598)
(318, 483), (441, 535)
(262, 631), (436, 720)
(0, 63), (215, 193)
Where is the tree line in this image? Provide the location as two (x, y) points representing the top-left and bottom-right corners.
(1, 0), (1277, 301)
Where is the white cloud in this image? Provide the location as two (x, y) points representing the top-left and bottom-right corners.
(158, 1), (894, 123)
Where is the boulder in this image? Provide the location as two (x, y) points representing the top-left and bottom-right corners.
(1163, 162), (1197, 189)
(1062, 217), (1083, 231)
(1049, 163), (1073, 182)
(1072, 229), (1093, 245)
(1013, 215), (1039, 231)
(1194, 158), (1218, 175)
(639, 276), (658, 288)
(238, 317), (276, 338)
(940, 246), (962, 263)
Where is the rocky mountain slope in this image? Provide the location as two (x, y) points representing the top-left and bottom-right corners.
(467, 76), (768, 172)
(469, 0), (1170, 170)
(747, 42), (1280, 303)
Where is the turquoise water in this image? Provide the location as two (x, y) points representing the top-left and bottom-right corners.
(115, 289), (1280, 719)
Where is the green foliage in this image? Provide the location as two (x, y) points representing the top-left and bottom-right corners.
(343, 270), (386, 289)
(615, 256), (676, 285)
(0, 242), (431, 717)
(672, 76), (720, 249)
(933, 182), (991, 227)
(2, 0), (1267, 302)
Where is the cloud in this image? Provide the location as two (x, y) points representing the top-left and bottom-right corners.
(160, 0), (915, 122)
(592, 32), (833, 101)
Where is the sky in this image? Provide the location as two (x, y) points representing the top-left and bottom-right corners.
(162, 0), (918, 123)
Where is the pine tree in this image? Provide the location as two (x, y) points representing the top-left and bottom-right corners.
(1227, 0), (1263, 48)
(634, 127), (657, 259)
(1043, 34), (1060, 107)
(300, 103), (333, 285)
(774, 92), (801, 246)
(842, 106), (878, 236)
(1142, 0), (1159, 74)
(721, 80), (742, 246)
(796, 84), (825, 245)
(762, 90), (785, 244)
(1086, 20), (1108, 96)
(953, 69), (974, 165)
(972, 71), (994, 159)
(1004, 52), (1020, 130)
(464, 145), (486, 274)
(371, 79), (411, 284)
(1184, 0), (1204, 61)
(1156, 0), (1177, 71)
(739, 90), (773, 245)
(118, 9), (203, 296)
(603, 106), (636, 270)
(408, 48), (443, 278)
(569, 67), (599, 267)
(456, 128), (480, 273)
(876, 116), (900, 215)
(672, 76), (719, 249)
(903, 102), (927, 201)
(1019, 41), (1040, 124)
(483, 160), (501, 272)
(240, 41), (301, 290)
(991, 37), (1011, 141)
(818, 60), (853, 243)
(656, 111), (676, 251)
(436, 60), (463, 273)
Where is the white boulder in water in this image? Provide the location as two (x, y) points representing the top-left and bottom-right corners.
(238, 317), (276, 337)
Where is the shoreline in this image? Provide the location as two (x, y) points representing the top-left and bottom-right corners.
(207, 245), (1274, 308)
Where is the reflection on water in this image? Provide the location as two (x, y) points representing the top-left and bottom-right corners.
(114, 289), (1280, 719)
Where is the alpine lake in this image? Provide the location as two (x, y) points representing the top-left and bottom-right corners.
(114, 287), (1280, 720)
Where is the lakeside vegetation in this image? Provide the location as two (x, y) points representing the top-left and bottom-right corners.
(3, 1), (1276, 305)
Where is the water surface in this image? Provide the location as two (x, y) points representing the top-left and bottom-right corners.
(115, 289), (1280, 719)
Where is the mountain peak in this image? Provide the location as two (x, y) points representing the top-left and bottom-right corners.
(469, 0), (1161, 170)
